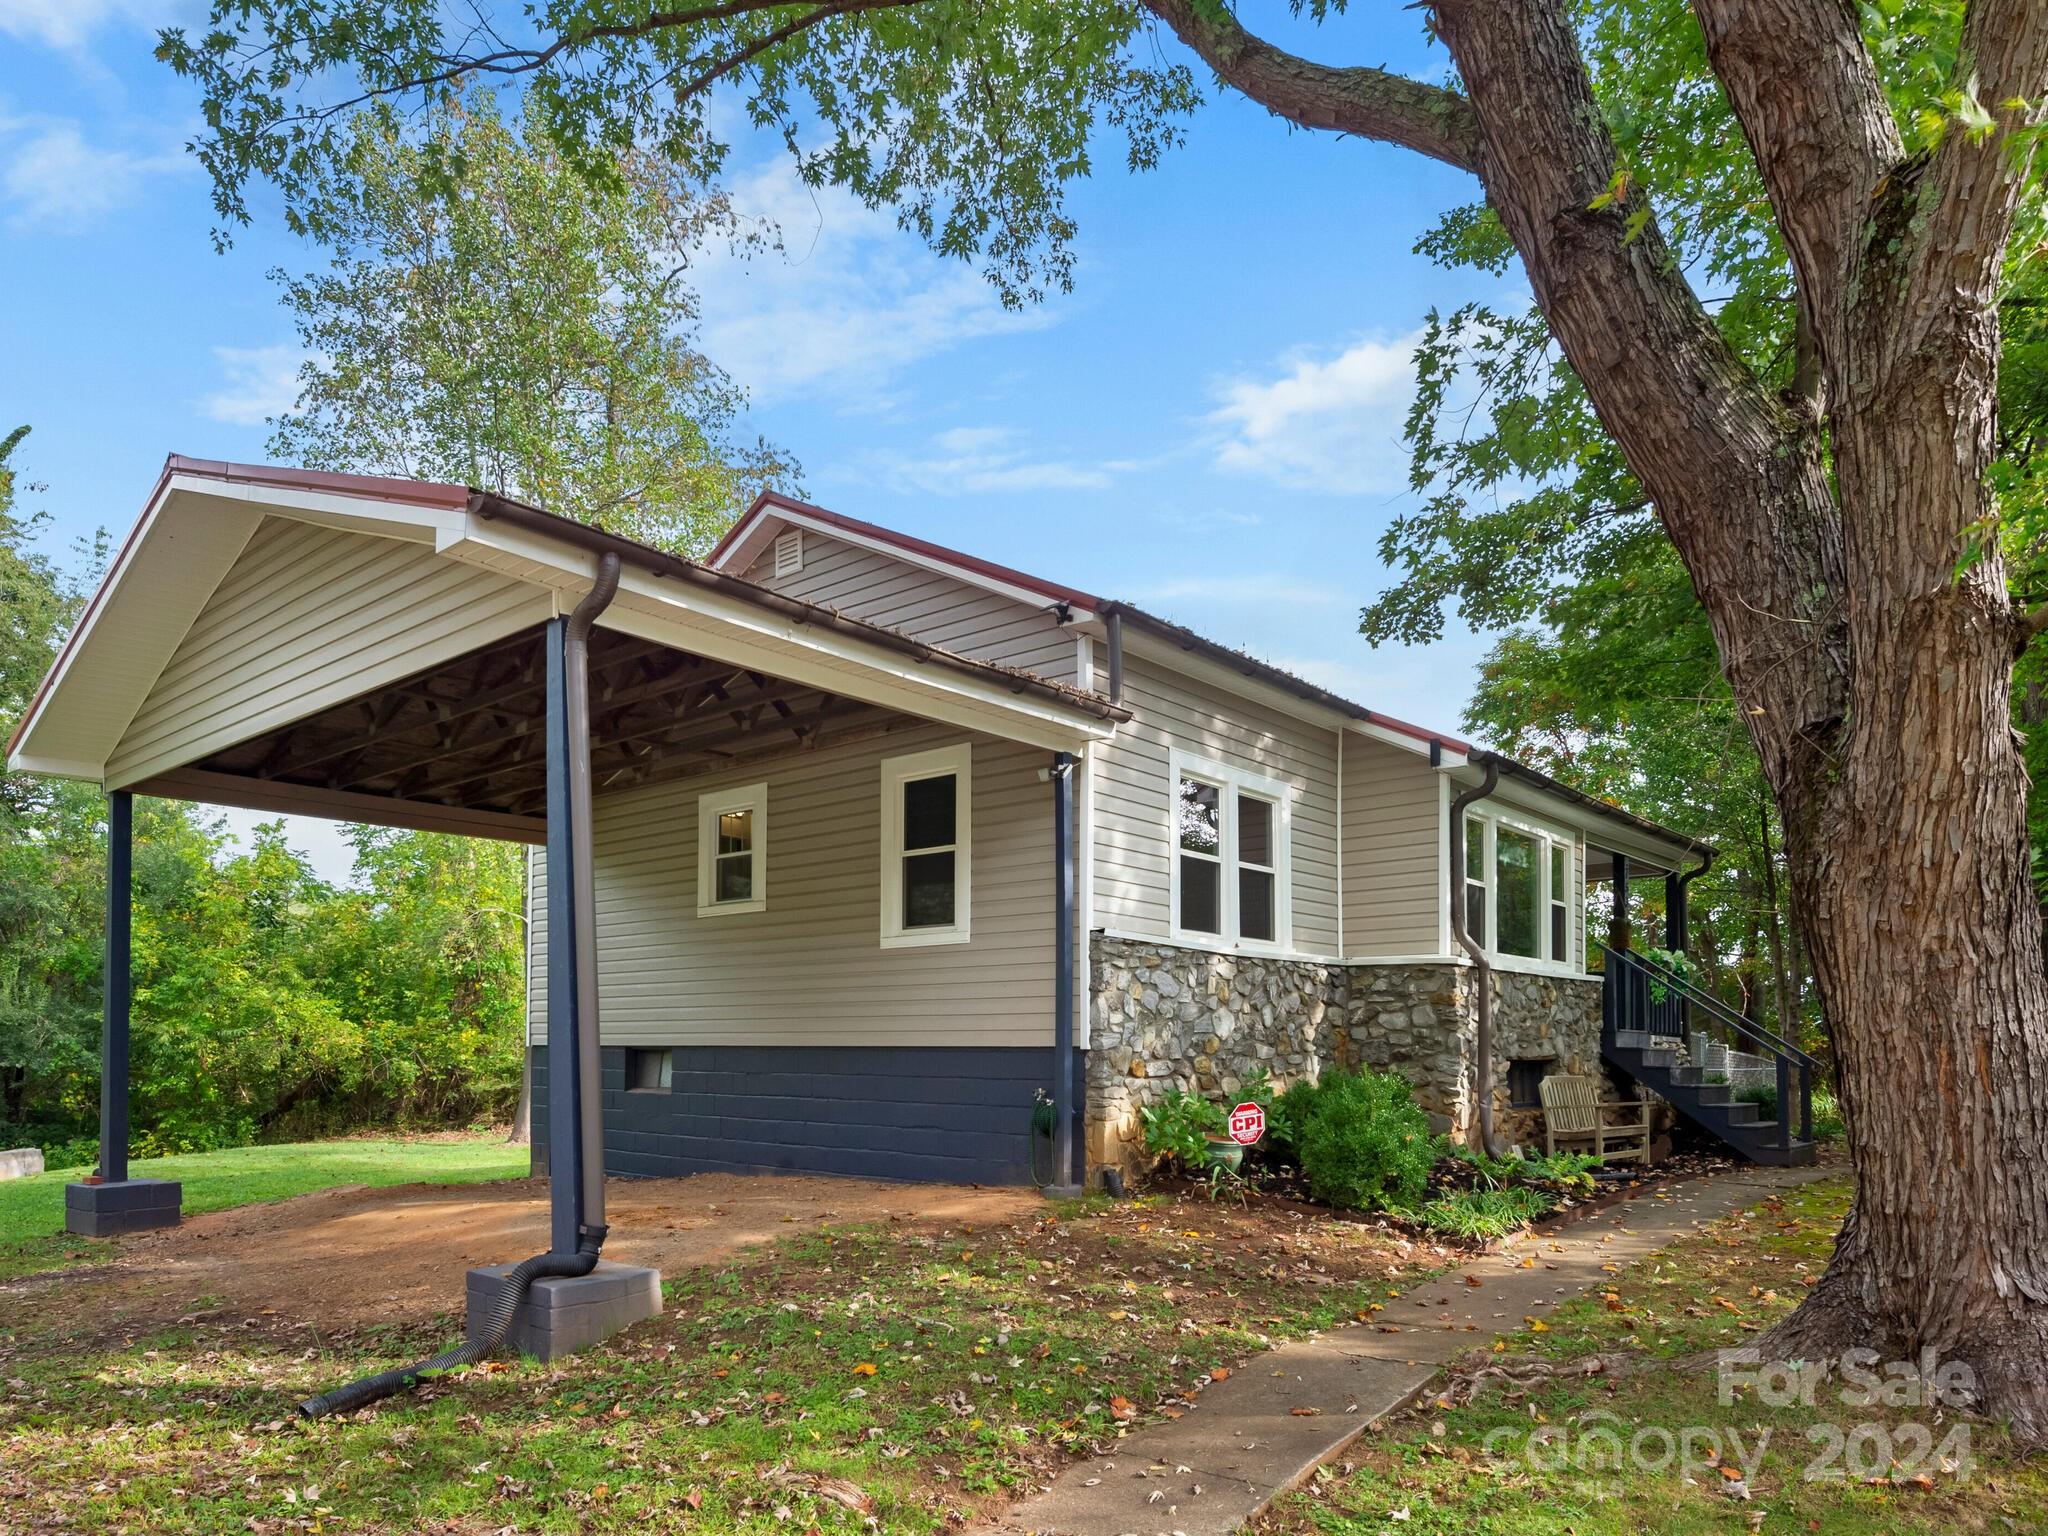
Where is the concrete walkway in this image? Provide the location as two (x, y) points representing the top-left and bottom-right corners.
(970, 1164), (1835, 1536)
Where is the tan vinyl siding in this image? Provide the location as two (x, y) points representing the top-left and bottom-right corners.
(742, 532), (1077, 682)
(110, 515), (551, 786)
(530, 724), (1052, 1049)
(1340, 733), (1444, 957)
(1088, 652), (1340, 953)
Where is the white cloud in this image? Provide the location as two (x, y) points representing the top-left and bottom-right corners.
(199, 344), (305, 426)
(0, 117), (184, 228)
(848, 425), (1113, 496)
(1207, 331), (1424, 494)
(691, 160), (1055, 407)
(0, 0), (177, 50)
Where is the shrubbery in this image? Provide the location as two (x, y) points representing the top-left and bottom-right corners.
(1277, 1067), (1439, 1212)
(1139, 1088), (1226, 1171)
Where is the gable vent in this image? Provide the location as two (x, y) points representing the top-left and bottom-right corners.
(773, 528), (804, 577)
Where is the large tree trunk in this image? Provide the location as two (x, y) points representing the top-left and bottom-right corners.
(1151, 0), (2048, 1433)
(1429, 0), (2048, 1432)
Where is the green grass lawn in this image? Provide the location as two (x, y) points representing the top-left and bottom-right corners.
(1255, 1177), (2048, 1536)
(0, 1134), (529, 1282)
(0, 1186), (1438, 1533)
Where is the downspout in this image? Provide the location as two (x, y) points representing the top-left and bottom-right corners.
(299, 552), (621, 1420)
(1447, 760), (1507, 1158)
(1104, 609), (1123, 705)
(565, 552), (621, 1234)
(1048, 752), (1081, 1193)
(1672, 848), (1715, 950)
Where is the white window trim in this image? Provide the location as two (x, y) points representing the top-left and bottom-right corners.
(697, 781), (768, 917)
(880, 742), (972, 948)
(1167, 749), (1294, 954)
(1461, 805), (1584, 976)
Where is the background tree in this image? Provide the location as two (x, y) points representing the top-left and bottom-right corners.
(270, 88), (799, 555)
(0, 436), (525, 1162)
(156, 0), (2048, 1427)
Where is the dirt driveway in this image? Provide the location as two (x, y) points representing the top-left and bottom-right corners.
(4, 1173), (1040, 1345)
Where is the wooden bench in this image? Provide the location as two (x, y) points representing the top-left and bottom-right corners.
(1539, 1074), (1651, 1165)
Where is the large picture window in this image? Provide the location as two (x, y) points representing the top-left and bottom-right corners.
(1170, 752), (1291, 949)
(881, 743), (972, 947)
(1463, 812), (1577, 969)
(696, 782), (767, 916)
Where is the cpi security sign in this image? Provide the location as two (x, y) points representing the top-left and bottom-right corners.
(1227, 1101), (1265, 1147)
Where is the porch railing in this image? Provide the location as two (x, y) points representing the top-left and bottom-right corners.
(1600, 943), (1820, 1151)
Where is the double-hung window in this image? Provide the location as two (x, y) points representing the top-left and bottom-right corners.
(881, 743), (972, 947)
(1463, 811), (1577, 968)
(697, 782), (767, 916)
(1171, 752), (1291, 949)
(1463, 816), (1488, 948)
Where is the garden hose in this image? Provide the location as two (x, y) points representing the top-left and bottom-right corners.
(295, 1224), (607, 1420)
(1029, 1093), (1058, 1189)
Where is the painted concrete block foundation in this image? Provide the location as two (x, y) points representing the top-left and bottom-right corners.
(532, 1043), (1058, 1185)
(466, 1261), (662, 1362)
(64, 1177), (182, 1236)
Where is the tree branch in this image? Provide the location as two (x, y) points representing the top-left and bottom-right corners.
(1911, 0), (2048, 331)
(1139, 0), (1480, 172)
(1425, 0), (1849, 784)
(1688, 0), (1901, 349)
(2017, 600), (2048, 653)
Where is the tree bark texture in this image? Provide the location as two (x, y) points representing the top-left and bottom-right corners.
(1149, 0), (2048, 1431)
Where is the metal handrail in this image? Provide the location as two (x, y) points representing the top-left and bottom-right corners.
(1600, 943), (1822, 1070)
(1600, 942), (1816, 1149)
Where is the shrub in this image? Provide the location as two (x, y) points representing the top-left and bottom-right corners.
(1417, 1185), (1553, 1239)
(1140, 1089), (1226, 1171)
(1736, 1082), (1778, 1121)
(1739, 1081), (1848, 1142)
(1281, 1068), (1439, 1212)
(1811, 1086), (1846, 1142)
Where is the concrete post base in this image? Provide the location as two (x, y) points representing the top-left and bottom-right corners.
(65, 1178), (182, 1236)
(465, 1260), (662, 1362)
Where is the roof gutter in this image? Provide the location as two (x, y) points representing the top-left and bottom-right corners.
(1467, 749), (1718, 860)
(470, 493), (1131, 727)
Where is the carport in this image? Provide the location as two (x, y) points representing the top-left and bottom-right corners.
(7, 458), (1124, 1343)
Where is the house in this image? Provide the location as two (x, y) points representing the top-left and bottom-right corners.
(7, 460), (1811, 1237)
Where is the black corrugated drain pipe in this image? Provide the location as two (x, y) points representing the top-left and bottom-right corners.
(298, 554), (622, 1420)
(1447, 759), (1508, 1159)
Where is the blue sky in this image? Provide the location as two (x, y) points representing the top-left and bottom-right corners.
(1, 1), (1518, 881)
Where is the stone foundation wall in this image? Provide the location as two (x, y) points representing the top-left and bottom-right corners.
(1085, 937), (1345, 1174)
(1086, 936), (1607, 1177)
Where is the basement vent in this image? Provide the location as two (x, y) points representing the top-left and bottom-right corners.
(626, 1048), (673, 1093)
(773, 528), (804, 577)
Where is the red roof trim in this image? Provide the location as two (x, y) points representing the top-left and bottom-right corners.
(162, 455), (472, 510)
(715, 491), (1103, 611)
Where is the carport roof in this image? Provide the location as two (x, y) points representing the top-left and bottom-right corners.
(6, 456), (1132, 790)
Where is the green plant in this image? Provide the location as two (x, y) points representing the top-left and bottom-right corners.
(1447, 1142), (1524, 1190)
(1139, 1089), (1226, 1172)
(1415, 1185), (1554, 1240)
(1639, 945), (1698, 1004)
(1736, 1081), (1779, 1121)
(1281, 1068), (1439, 1212)
(1810, 1086), (1846, 1142)
(1517, 1150), (1602, 1193)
